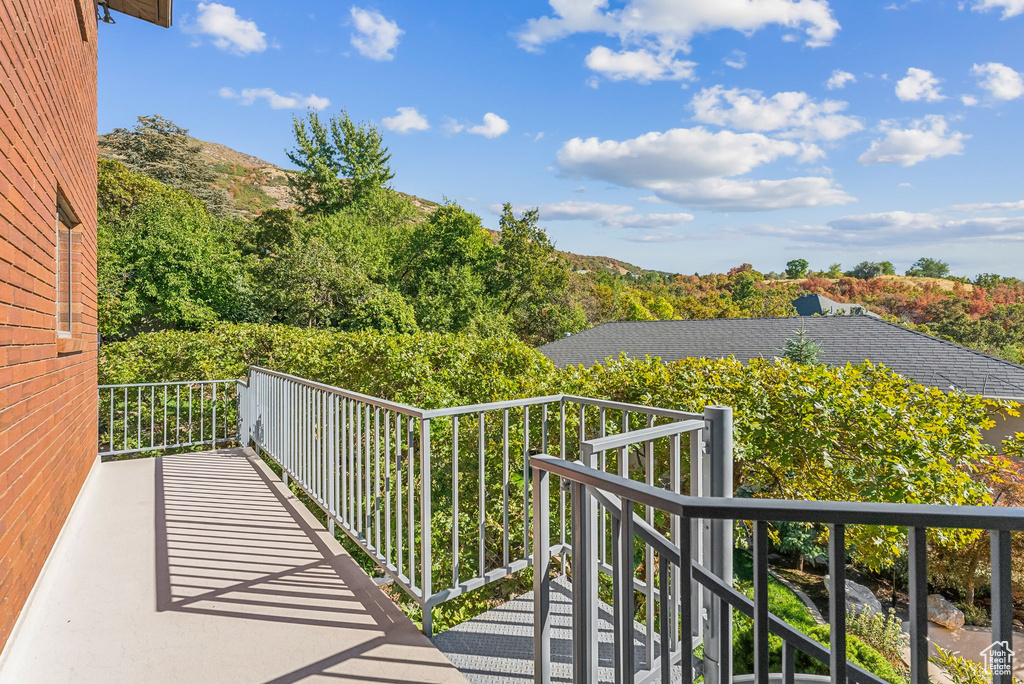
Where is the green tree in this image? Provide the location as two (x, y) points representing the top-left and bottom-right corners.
(97, 160), (250, 338)
(490, 204), (573, 342)
(785, 258), (809, 279)
(103, 115), (230, 216)
(824, 263), (843, 278)
(287, 110), (394, 215)
(783, 325), (822, 365)
(846, 261), (894, 279)
(397, 202), (498, 334)
(906, 257), (950, 279)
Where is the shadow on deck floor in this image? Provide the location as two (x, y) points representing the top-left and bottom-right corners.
(0, 448), (465, 684)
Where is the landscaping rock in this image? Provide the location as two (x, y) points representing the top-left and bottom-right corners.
(824, 576), (884, 615)
(927, 594), (965, 630)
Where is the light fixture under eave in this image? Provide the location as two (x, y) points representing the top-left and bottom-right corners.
(97, 0), (116, 24)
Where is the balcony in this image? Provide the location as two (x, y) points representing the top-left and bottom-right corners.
(1, 367), (1022, 683)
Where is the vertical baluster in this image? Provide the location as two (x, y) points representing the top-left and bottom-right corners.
(200, 385), (204, 446)
(991, 529), (1013, 684)
(357, 402), (363, 534)
(908, 526), (928, 684)
(385, 410), (392, 562)
(559, 401), (566, 553)
(523, 406), (530, 561)
(137, 386), (142, 450)
(150, 386), (154, 449)
(407, 416), (415, 589)
(503, 408), (510, 568)
(453, 415), (460, 586)
(478, 411), (486, 578)
(613, 498), (635, 683)
(366, 404), (372, 534)
(163, 386), (167, 448)
(375, 407), (381, 553)
(396, 414), (403, 578)
(645, 415), (655, 669)
(211, 383), (217, 450)
(658, 550), (672, 684)
(109, 388), (115, 453)
(188, 385), (193, 445)
(669, 433), (681, 650)
(341, 398), (348, 526)
(753, 520), (770, 684)
(541, 403), (548, 454)
(420, 418), (432, 635)
(828, 524), (847, 684)
(678, 513), (693, 684)
(782, 642), (795, 684)
(533, 464), (551, 684)
(571, 481), (596, 684)
(599, 407), (607, 567)
(175, 386), (180, 447)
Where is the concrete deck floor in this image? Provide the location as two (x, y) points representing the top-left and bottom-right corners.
(0, 448), (467, 684)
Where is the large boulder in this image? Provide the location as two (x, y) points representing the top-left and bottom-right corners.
(824, 576), (884, 615)
(927, 594), (965, 630)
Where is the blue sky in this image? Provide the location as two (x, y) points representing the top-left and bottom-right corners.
(99, 1), (1024, 276)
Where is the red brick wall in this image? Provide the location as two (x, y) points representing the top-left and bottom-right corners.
(0, 0), (99, 651)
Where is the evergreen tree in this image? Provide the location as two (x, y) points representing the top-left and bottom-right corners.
(103, 115), (230, 216)
(783, 325), (823, 365)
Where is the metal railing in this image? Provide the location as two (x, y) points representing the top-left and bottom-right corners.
(98, 380), (240, 457)
(236, 366), (720, 636)
(530, 454), (1024, 684)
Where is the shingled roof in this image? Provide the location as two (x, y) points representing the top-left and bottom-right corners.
(538, 316), (1024, 399)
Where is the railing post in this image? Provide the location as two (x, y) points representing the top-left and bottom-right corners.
(703, 406), (733, 684)
(570, 480), (597, 684)
(991, 529), (1013, 684)
(420, 418), (433, 637)
(533, 463), (551, 684)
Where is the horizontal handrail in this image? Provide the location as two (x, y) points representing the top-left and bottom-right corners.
(250, 367), (425, 417)
(567, 395), (704, 421)
(530, 454), (1024, 530)
(421, 395), (565, 419)
(582, 419), (704, 453)
(99, 379), (239, 389)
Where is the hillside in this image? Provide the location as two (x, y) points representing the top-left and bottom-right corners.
(98, 133), (654, 277)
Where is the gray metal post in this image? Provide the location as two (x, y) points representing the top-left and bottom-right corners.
(574, 442), (600, 684)
(421, 418), (433, 637)
(533, 464), (551, 684)
(703, 406), (733, 684)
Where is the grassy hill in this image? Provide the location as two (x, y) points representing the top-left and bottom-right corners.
(98, 133), (658, 277)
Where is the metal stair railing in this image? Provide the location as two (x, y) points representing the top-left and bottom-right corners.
(530, 454), (1024, 684)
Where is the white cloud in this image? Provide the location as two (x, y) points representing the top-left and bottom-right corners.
(381, 106), (429, 133)
(584, 46), (696, 83)
(467, 113), (510, 138)
(724, 210), (1024, 245)
(502, 200), (695, 230)
(516, 0), (841, 53)
(349, 7), (403, 61)
(556, 126), (854, 211)
(823, 211), (1024, 243)
(971, 62), (1024, 100)
(969, 0), (1024, 18)
(724, 49), (746, 70)
(193, 3), (267, 55)
(961, 94), (980, 106)
(826, 69), (856, 90)
(220, 87), (330, 111)
(858, 116), (966, 167)
(947, 200), (1024, 212)
(690, 86), (863, 141)
(443, 117), (465, 135)
(895, 67), (945, 102)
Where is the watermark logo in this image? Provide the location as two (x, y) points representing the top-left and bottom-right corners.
(981, 640), (1015, 677)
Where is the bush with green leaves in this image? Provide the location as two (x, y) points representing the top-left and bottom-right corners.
(846, 606), (908, 675)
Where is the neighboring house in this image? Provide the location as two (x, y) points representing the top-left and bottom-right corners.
(0, 0), (171, 651)
(538, 316), (1024, 444)
(792, 293), (879, 318)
